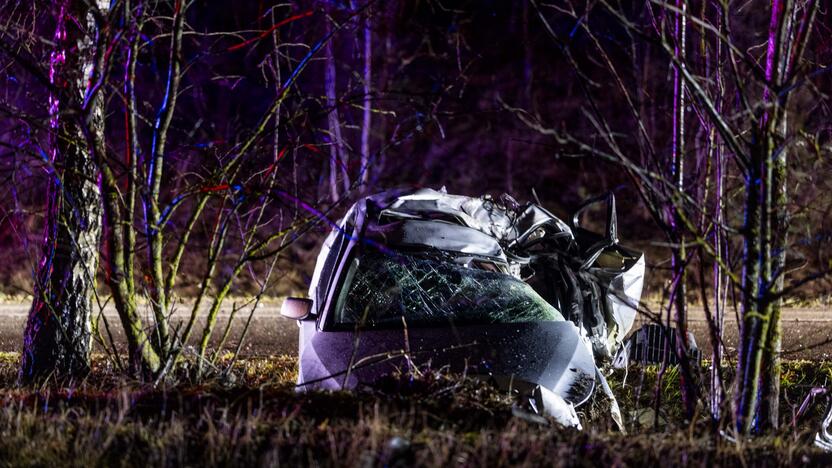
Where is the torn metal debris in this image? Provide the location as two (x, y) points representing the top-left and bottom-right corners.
(616, 323), (701, 367)
(281, 187), (646, 428)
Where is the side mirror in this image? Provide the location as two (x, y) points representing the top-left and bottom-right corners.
(280, 297), (313, 320)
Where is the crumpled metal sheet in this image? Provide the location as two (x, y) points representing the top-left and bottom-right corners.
(297, 320), (598, 407)
(376, 187), (574, 249)
(301, 187), (645, 430)
(511, 384), (583, 430)
(607, 254), (645, 347)
(390, 219), (506, 260)
(816, 402), (832, 451)
(309, 187), (645, 361)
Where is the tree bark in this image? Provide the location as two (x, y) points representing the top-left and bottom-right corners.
(670, 0), (697, 420)
(20, 0), (105, 383)
(145, 0), (185, 358)
(736, 135), (765, 434)
(735, 0), (797, 435)
(709, 3), (726, 421)
(759, 0), (799, 431)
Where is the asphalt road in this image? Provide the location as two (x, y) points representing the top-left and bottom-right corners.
(0, 304), (830, 360)
(635, 307), (832, 361)
(0, 303), (299, 357)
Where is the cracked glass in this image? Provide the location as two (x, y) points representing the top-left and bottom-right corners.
(335, 248), (564, 327)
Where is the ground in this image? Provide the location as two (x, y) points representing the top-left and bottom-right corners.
(0, 354), (831, 466)
(1, 305), (832, 466)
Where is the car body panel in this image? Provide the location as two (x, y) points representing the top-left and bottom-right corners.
(297, 319), (596, 405)
(294, 187), (645, 417)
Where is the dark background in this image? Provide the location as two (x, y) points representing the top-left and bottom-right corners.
(1, 0), (830, 299)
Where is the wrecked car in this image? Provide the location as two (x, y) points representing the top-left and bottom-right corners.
(280, 187), (645, 428)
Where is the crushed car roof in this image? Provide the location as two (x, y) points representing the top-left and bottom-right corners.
(310, 187), (645, 359)
(296, 187), (646, 429)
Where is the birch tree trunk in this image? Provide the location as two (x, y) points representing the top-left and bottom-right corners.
(20, 0), (106, 382)
(710, 125), (726, 420)
(709, 4), (726, 421)
(670, 0), (697, 419)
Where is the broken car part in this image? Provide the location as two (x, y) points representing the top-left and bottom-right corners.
(283, 188), (646, 427)
(614, 323), (701, 367)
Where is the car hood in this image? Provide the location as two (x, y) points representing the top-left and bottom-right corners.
(296, 320), (597, 406)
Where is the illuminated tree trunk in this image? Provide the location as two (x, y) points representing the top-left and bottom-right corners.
(20, 0), (105, 382)
(759, 0), (811, 431)
(670, 0), (697, 420)
(145, 0), (186, 359)
(709, 5), (726, 421)
(736, 0), (804, 433)
(99, 0), (161, 375)
(735, 130), (765, 434)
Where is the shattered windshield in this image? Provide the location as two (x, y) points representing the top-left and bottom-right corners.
(334, 248), (564, 327)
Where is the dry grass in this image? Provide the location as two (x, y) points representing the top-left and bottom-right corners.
(0, 354), (830, 467)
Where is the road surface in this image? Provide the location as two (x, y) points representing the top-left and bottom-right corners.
(635, 306), (832, 360)
(0, 304), (830, 359)
(0, 303), (298, 357)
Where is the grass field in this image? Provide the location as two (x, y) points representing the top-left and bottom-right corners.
(0, 353), (831, 467)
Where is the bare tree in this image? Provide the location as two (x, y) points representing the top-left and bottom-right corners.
(1, 0), (441, 382)
(98, 1), (329, 377)
(509, 0), (827, 434)
(19, 0), (108, 383)
(740, 0), (818, 433)
(668, 0), (697, 419)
